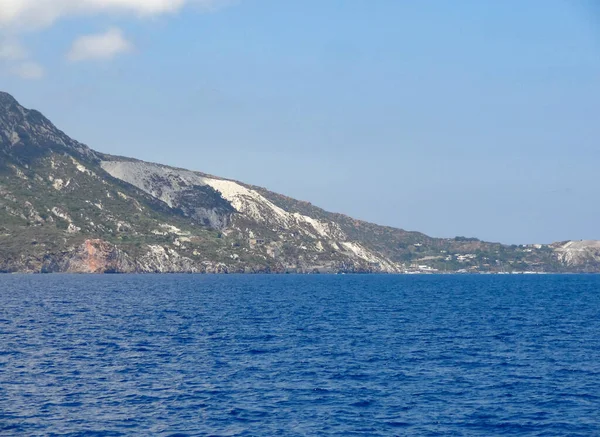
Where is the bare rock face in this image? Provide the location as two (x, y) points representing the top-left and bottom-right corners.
(136, 244), (197, 273)
(43, 240), (136, 273)
(40, 240), (232, 274)
(553, 241), (600, 268)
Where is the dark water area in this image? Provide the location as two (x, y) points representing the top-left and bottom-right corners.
(0, 274), (599, 436)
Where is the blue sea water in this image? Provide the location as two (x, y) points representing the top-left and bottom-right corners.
(0, 274), (599, 436)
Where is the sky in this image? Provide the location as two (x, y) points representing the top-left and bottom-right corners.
(1, 0), (599, 244)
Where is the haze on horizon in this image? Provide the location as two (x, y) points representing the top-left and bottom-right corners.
(1, 0), (598, 245)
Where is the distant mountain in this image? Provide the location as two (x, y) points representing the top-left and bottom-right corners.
(1, 91), (598, 273)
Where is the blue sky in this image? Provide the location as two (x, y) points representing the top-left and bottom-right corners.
(1, 0), (599, 244)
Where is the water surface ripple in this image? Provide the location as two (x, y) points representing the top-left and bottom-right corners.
(1, 274), (599, 436)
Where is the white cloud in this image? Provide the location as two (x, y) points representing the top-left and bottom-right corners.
(10, 61), (44, 79)
(0, 0), (230, 78)
(0, 39), (28, 60)
(67, 28), (133, 62)
(0, 0), (220, 30)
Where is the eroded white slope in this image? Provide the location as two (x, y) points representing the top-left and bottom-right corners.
(554, 240), (600, 266)
(100, 160), (401, 271)
(101, 161), (201, 208)
(101, 160), (345, 238)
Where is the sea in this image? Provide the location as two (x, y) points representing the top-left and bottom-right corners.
(0, 274), (599, 436)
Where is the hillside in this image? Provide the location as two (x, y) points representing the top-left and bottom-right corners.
(1, 91), (598, 273)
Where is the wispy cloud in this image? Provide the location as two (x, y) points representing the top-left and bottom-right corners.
(0, 38), (43, 79)
(0, 39), (28, 60)
(67, 28), (133, 62)
(10, 61), (44, 79)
